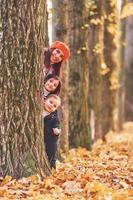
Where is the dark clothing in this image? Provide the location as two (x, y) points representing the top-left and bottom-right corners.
(44, 111), (59, 169)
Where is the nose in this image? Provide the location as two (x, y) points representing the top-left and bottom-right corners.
(50, 82), (54, 88)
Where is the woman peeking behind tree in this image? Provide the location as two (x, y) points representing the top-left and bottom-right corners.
(42, 41), (70, 79)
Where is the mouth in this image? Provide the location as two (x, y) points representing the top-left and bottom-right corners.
(47, 105), (52, 111)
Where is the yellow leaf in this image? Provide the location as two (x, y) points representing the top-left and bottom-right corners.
(1, 176), (12, 186)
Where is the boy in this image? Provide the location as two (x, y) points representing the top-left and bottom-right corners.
(43, 94), (61, 169)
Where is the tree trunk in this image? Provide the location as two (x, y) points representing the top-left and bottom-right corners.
(116, 0), (126, 131)
(68, 0), (91, 149)
(125, 12), (133, 121)
(88, 0), (105, 140)
(52, 0), (69, 153)
(0, 0), (50, 178)
(103, 0), (118, 137)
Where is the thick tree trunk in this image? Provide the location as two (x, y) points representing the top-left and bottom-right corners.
(68, 0), (91, 149)
(0, 0), (50, 178)
(52, 0), (69, 153)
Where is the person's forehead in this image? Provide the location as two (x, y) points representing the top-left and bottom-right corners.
(48, 96), (57, 101)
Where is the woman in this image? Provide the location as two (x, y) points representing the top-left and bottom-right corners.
(42, 41), (70, 78)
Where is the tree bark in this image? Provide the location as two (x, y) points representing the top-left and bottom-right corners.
(116, 0), (127, 131)
(68, 0), (92, 149)
(88, 0), (105, 140)
(0, 0), (50, 178)
(103, 0), (118, 137)
(125, 13), (133, 121)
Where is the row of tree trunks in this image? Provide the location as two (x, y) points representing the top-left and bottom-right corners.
(0, 0), (50, 178)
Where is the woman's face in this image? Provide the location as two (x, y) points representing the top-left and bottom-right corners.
(44, 78), (59, 92)
(44, 97), (60, 113)
(50, 48), (64, 63)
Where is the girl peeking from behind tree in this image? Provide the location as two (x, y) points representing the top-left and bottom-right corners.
(42, 74), (61, 98)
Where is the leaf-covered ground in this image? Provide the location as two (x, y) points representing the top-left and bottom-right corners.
(0, 123), (133, 200)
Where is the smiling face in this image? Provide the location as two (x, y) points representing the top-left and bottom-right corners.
(44, 96), (61, 113)
(44, 78), (59, 92)
(50, 48), (64, 63)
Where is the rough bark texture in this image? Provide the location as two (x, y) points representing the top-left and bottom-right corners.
(0, 0), (50, 178)
(125, 14), (133, 121)
(88, 0), (105, 140)
(103, 1), (118, 137)
(68, 0), (91, 149)
(117, 0), (126, 131)
(88, 0), (118, 140)
(52, 0), (69, 153)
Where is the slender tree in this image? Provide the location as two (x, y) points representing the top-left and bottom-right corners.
(103, 0), (118, 137)
(0, 0), (50, 178)
(117, 0), (126, 130)
(68, 0), (91, 149)
(125, 1), (133, 121)
(88, 0), (105, 140)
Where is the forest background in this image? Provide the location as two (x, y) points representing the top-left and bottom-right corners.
(0, 0), (133, 198)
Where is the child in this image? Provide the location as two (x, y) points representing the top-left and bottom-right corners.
(42, 74), (61, 98)
(43, 94), (61, 169)
(42, 41), (70, 78)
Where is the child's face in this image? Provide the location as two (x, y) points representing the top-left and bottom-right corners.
(50, 48), (64, 63)
(44, 78), (59, 92)
(44, 96), (60, 113)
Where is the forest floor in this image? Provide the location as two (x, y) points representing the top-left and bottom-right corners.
(0, 122), (133, 200)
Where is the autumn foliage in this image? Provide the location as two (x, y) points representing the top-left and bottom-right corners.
(0, 123), (133, 200)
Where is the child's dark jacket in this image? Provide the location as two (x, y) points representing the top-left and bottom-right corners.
(44, 111), (60, 137)
(43, 110), (60, 168)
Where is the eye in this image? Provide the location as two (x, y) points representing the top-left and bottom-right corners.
(50, 100), (53, 104)
(54, 104), (57, 108)
(50, 79), (53, 82)
(56, 49), (60, 54)
(54, 83), (57, 87)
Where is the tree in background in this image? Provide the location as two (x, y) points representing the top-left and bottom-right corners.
(88, 0), (118, 140)
(124, 0), (133, 121)
(117, 0), (127, 131)
(52, 0), (69, 154)
(68, 0), (92, 149)
(0, 0), (50, 178)
(103, 0), (118, 137)
(88, 0), (105, 140)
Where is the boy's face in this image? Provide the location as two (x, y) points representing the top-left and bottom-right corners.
(44, 78), (59, 92)
(44, 96), (60, 113)
(50, 48), (64, 63)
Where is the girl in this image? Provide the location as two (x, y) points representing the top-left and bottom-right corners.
(42, 74), (61, 98)
(42, 41), (70, 78)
